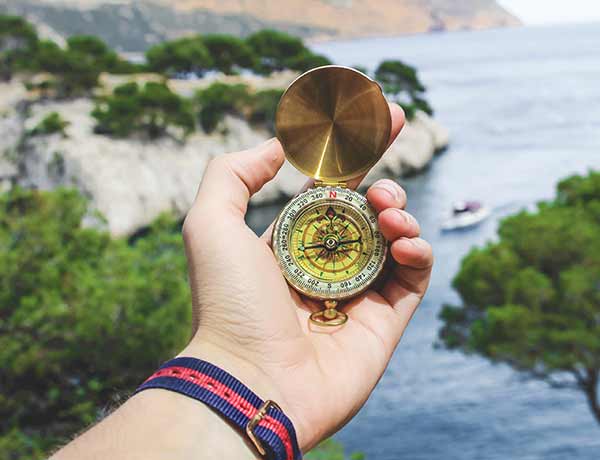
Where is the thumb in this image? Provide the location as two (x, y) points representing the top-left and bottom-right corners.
(193, 138), (284, 219)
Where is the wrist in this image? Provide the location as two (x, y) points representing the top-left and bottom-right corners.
(178, 339), (286, 410)
(176, 338), (305, 454)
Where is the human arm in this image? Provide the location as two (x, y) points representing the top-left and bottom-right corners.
(51, 104), (433, 460)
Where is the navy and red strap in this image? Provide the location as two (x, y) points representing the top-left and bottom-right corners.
(135, 357), (301, 460)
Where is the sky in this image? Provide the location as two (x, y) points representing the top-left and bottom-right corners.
(498, 0), (600, 24)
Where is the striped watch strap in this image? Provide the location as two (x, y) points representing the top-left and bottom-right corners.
(135, 357), (301, 460)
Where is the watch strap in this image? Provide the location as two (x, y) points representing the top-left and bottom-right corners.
(135, 357), (301, 460)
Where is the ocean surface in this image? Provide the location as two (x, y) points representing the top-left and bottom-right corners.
(247, 24), (600, 459)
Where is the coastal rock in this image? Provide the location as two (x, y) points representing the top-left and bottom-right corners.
(253, 111), (449, 203)
(1, 82), (448, 236)
(0, 81), (27, 191)
(16, 99), (268, 236)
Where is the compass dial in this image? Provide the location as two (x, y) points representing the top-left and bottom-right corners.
(272, 186), (387, 300)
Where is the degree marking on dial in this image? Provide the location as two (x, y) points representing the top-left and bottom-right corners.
(274, 187), (386, 299)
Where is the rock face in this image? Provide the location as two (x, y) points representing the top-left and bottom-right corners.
(254, 111), (448, 203)
(0, 79), (448, 236)
(1, 0), (521, 51)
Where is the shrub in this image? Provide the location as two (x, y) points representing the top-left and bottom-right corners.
(195, 82), (251, 132)
(194, 83), (284, 134)
(247, 88), (284, 133)
(92, 81), (195, 139)
(28, 112), (69, 137)
(202, 34), (255, 74)
(0, 15), (39, 81)
(286, 50), (331, 72)
(375, 60), (433, 119)
(28, 39), (101, 98)
(146, 36), (213, 77)
(247, 29), (317, 74)
(66, 35), (137, 75)
(0, 188), (191, 459)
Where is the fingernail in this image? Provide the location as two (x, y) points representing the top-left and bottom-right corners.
(372, 179), (400, 200)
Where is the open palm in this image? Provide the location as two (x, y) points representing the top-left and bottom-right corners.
(181, 105), (433, 452)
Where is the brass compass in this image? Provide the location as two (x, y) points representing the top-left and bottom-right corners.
(272, 65), (391, 326)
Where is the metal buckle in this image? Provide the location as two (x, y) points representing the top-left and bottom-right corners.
(246, 400), (282, 456)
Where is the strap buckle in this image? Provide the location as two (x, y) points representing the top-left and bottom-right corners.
(246, 399), (282, 456)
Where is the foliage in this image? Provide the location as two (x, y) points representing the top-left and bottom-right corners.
(194, 82), (251, 132)
(194, 83), (283, 134)
(0, 187), (191, 459)
(306, 439), (365, 460)
(0, 188), (363, 459)
(28, 39), (100, 98)
(28, 112), (69, 137)
(0, 15), (39, 81)
(246, 29), (331, 74)
(439, 170), (600, 426)
(375, 60), (433, 119)
(286, 50), (332, 72)
(92, 81), (195, 139)
(65, 35), (139, 74)
(146, 36), (213, 76)
(247, 88), (285, 133)
(201, 34), (255, 74)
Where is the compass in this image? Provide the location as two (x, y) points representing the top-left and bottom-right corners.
(272, 66), (391, 326)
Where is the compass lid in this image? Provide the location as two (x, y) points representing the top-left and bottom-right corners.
(275, 65), (391, 183)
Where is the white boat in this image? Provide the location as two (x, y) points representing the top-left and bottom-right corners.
(441, 201), (490, 231)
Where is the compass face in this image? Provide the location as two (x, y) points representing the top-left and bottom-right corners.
(272, 187), (387, 300)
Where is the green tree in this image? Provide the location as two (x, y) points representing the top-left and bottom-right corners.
(201, 34), (255, 74)
(0, 15), (39, 81)
(29, 39), (101, 98)
(306, 439), (365, 460)
(246, 29), (328, 74)
(28, 112), (69, 137)
(439, 170), (600, 426)
(66, 35), (138, 74)
(247, 88), (284, 134)
(146, 36), (213, 76)
(194, 82), (251, 132)
(92, 81), (195, 139)
(0, 187), (191, 459)
(375, 60), (433, 119)
(286, 49), (331, 72)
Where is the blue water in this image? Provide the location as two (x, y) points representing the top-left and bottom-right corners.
(248, 23), (600, 459)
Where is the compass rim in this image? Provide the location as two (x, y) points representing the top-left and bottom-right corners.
(271, 187), (387, 302)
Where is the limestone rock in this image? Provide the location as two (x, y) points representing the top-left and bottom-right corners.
(17, 99), (269, 236)
(1, 80), (448, 236)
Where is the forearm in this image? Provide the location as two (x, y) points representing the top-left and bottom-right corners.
(51, 389), (259, 460)
(51, 340), (283, 460)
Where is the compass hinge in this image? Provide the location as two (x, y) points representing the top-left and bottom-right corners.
(314, 180), (347, 188)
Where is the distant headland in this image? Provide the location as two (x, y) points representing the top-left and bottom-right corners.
(0, 0), (521, 52)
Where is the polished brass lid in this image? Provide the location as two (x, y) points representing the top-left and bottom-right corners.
(275, 65), (391, 183)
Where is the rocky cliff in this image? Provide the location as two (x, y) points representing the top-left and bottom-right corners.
(0, 76), (448, 236)
(0, 0), (520, 51)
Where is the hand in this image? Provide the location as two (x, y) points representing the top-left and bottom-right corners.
(181, 104), (433, 452)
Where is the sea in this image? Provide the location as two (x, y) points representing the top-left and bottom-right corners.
(246, 23), (600, 459)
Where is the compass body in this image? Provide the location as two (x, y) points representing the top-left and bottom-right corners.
(272, 186), (387, 301)
(272, 65), (391, 326)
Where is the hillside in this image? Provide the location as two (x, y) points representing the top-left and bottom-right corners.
(0, 0), (520, 52)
